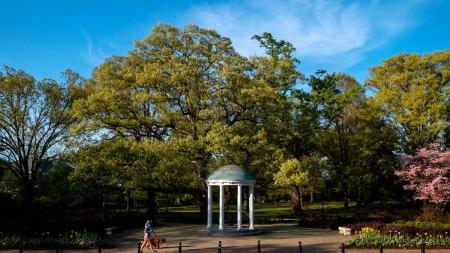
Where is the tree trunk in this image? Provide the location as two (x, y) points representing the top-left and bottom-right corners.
(290, 186), (302, 216)
(310, 191), (314, 203)
(126, 190), (131, 212)
(343, 183), (349, 209)
(299, 188), (304, 209)
(196, 161), (208, 223)
(22, 178), (35, 205)
(356, 187), (363, 207)
(344, 196), (349, 209)
(146, 189), (157, 216)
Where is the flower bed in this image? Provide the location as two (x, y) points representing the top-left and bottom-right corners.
(346, 225), (450, 248)
(0, 231), (101, 249)
(347, 221), (450, 236)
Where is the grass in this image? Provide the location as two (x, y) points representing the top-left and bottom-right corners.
(161, 203), (291, 213)
(161, 201), (354, 213)
(156, 201), (359, 224)
(304, 201), (356, 210)
(157, 203), (291, 223)
(156, 200), (426, 229)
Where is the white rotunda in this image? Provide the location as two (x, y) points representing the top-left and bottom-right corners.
(205, 165), (257, 233)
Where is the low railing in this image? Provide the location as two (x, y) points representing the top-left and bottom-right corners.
(138, 240), (303, 253)
(340, 242), (428, 253)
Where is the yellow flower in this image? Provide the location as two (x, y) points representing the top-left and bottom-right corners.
(361, 227), (379, 234)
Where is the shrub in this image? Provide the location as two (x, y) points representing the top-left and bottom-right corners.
(347, 221), (384, 232)
(0, 231), (101, 249)
(393, 220), (450, 229)
(416, 205), (449, 223)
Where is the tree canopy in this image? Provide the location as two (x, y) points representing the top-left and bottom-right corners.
(0, 24), (448, 216)
(0, 67), (81, 204)
(366, 51), (450, 153)
(395, 143), (450, 204)
(72, 24), (301, 218)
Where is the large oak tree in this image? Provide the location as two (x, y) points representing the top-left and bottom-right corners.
(73, 25), (300, 219)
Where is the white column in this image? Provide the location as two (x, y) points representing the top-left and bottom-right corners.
(237, 184), (242, 230)
(249, 185), (255, 230)
(219, 184), (224, 230)
(207, 184), (212, 229)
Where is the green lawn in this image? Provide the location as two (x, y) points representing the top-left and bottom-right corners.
(156, 201), (358, 223)
(304, 201), (356, 210)
(161, 203), (291, 215)
(161, 201), (355, 213)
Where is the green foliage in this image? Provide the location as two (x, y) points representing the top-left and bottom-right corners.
(366, 50), (450, 153)
(274, 155), (328, 214)
(0, 167), (20, 199)
(337, 103), (399, 204)
(415, 205), (450, 223)
(252, 32), (299, 63)
(289, 71), (398, 207)
(69, 138), (196, 206)
(274, 159), (308, 187)
(72, 24), (301, 217)
(0, 231), (100, 249)
(393, 220), (450, 230)
(0, 66), (81, 203)
(2, 23), (447, 221)
(36, 157), (78, 204)
(274, 156), (327, 191)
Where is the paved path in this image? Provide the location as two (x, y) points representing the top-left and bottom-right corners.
(104, 223), (449, 253)
(108, 222), (345, 252)
(1, 223), (448, 252)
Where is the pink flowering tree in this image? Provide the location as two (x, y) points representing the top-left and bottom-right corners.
(395, 144), (450, 204)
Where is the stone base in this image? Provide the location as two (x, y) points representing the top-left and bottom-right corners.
(202, 227), (264, 237)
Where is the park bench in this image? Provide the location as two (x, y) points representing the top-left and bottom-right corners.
(338, 226), (352, 236)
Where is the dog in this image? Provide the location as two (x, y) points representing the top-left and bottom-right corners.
(141, 233), (166, 252)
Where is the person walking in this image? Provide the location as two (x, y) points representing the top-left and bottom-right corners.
(140, 219), (156, 253)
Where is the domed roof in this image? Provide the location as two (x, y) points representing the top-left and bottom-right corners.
(208, 165), (255, 181)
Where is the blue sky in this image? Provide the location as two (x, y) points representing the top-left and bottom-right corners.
(1, 0), (449, 83)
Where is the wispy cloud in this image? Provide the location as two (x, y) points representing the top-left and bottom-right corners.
(80, 28), (110, 66)
(182, 0), (423, 69)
